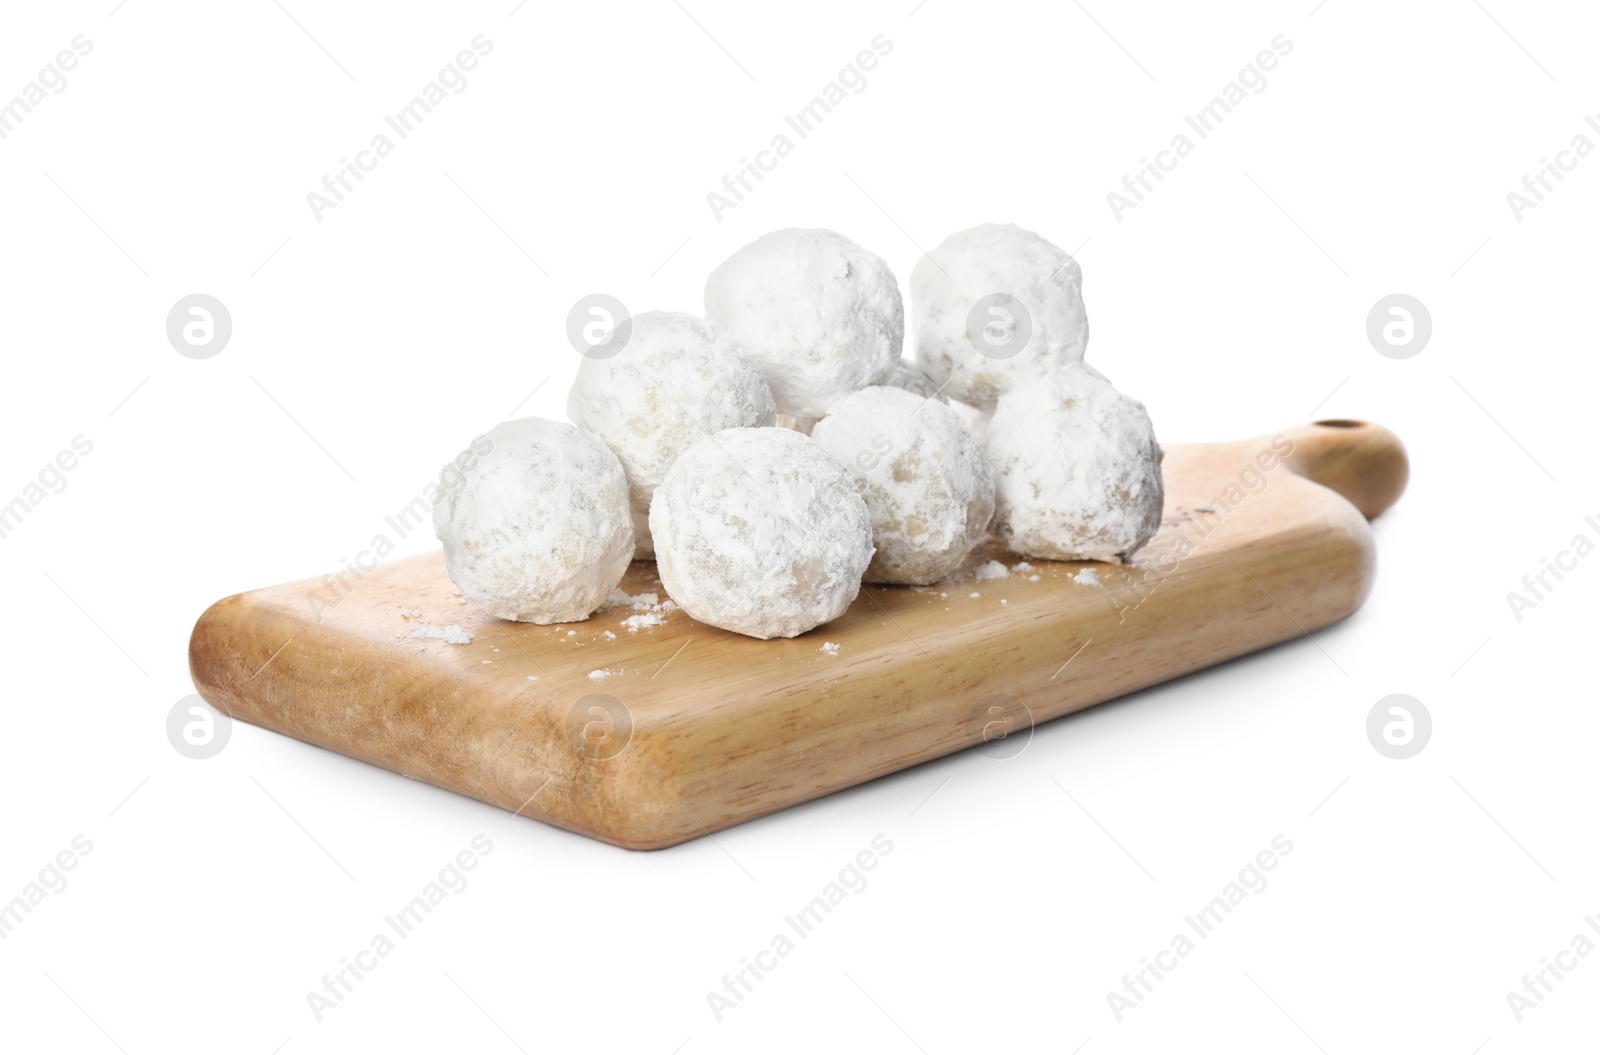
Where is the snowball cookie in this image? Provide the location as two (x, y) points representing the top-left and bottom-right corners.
(432, 418), (633, 623)
(985, 363), (1164, 563)
(811, 387), (994, 586)
(912, 223), (1090, 410)
(649, 427), (874, 639)
(704, 229), (902, 427)
(566, 310), (776, 558)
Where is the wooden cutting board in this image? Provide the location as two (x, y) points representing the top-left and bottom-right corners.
(189, 419), (1407, 849)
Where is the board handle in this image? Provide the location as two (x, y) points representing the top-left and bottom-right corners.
(1278, 419), (1409, 519)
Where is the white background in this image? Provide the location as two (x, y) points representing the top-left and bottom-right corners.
(1, 0), (1595, 1051)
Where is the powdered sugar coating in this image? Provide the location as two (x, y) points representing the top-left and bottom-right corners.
(649, 427), (874, 639)
(985, 363), (1164, 562)
(704, 229), (903, 426)
(566, 310), (776, 558)
(433, 418), (633, 623)
(913, 223), (1089, 410)
(811, 386), (994, 585)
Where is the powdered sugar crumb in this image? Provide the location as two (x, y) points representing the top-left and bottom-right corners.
(819, 641), (841, 655)
(975, 560), (1009, 580)
(588, 668), (614, 680)
(410, 624), (473, 645)
(605, 590), (677, 632)
(605, 588), (663, 611)
(1073, 567), (1101, 586)
(622, 611), (665, 632)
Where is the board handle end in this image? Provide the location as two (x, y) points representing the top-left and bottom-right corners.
(1279, 419), (1409, 519)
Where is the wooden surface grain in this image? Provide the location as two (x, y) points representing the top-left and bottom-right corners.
(188, 419), (1407, 849)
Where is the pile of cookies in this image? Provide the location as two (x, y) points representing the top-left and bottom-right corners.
(432, 224), (1164, 639)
